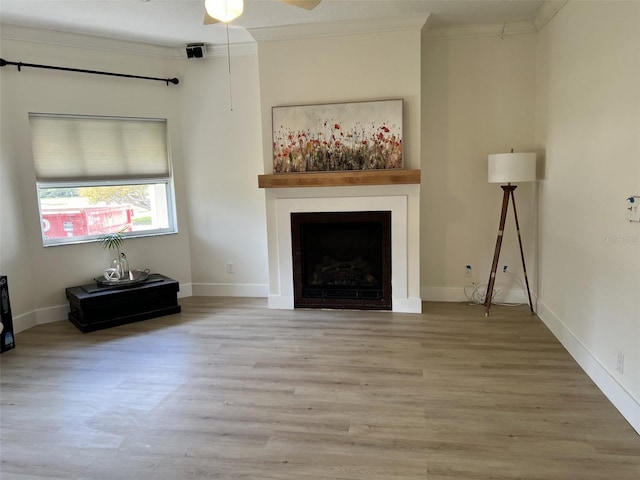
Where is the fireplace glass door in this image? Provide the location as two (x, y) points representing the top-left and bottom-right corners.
(291, 211), (391, 310)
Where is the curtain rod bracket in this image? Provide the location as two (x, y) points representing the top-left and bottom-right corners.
(0, 57), (179, 86)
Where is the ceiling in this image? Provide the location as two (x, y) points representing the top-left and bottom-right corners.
(0, 0), (545, 48)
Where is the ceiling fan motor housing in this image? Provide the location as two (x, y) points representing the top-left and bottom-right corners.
(186, 43), (207, 59)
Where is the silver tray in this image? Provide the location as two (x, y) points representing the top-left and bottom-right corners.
(94, 269), (150, 288)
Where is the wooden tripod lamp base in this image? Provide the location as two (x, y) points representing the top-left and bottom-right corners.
(485, 152), (537, 317)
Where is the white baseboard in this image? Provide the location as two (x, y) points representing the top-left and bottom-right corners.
(11, 282), (252, 334)
(12, 310), (38, 334)
(191, 282), (269, 298)
(177, 283), (193, 298)
(12, 304), (68, 334)
(392, 297), (423, 313)
(268, 295), (294, 310)
(537, 299), (640, 435)
(422, 286), (530, 305)
(36, 304), (69, 325)
(11, 280), (192, 335)
(422, 287), (465, 302)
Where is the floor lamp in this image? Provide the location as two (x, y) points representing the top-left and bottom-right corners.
(485, 151), (536, 316)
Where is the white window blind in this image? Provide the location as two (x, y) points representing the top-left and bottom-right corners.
(29, 114), (169, 182)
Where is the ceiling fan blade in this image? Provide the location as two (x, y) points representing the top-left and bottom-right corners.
(203, 10), (220, 25)
(281, 0), (321, 10)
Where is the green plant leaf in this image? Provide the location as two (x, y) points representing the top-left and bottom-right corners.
(98, 230), (125, 251)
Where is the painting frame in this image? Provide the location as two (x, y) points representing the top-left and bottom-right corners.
(271, 99), (403, 173)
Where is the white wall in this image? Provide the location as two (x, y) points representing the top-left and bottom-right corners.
(0, 32), (270, 330)
(255, 24), (425, 172)
(253, 22), (425, 311)
(0, 36), (192, 331)
(535, 0), (640, 433)
(0, 65), (34, 322)
(421, 32), (538, 303)
(178, 51), (268, 297)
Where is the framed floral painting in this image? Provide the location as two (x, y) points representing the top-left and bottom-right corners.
(272, 99), (403, 173)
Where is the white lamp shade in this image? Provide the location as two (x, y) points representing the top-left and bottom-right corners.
(205, 0), (244, 22)
(488, 152), (536, 184)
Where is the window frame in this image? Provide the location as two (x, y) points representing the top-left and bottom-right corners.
(30, 113), (178, 247)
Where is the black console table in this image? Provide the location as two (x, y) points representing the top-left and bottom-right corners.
(66, 273), (181, 333)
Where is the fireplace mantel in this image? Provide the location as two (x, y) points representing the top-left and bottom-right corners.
(262, 169), (422, 313)
(258, 169), (420, 189)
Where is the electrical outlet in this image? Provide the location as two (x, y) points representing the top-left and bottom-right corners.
(226, 262), (235, 274)
(465, 265), (472, 277)
(502, 265), (508, 273)
(617, 352), (624, 374)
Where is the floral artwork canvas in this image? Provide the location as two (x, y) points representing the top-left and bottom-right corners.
(272, 99), (403, 173)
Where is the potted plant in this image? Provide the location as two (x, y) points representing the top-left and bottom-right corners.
(98, 230), (129, 280)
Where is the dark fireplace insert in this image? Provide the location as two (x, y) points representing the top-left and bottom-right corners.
(291, 211), (391, 310)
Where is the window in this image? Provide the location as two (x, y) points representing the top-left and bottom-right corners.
(29, 114), (177, 246)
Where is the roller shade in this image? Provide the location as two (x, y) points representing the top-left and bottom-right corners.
(29, 114), (169, 182)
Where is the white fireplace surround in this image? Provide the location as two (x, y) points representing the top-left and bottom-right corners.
(265, 185), (422, 313)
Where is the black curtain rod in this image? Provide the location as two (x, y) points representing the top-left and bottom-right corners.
(0, 58), (179, 86)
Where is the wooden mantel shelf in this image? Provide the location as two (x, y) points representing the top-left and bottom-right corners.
(258, 169), (420, 189)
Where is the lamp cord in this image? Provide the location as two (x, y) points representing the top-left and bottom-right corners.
(464, 270), (527, 307)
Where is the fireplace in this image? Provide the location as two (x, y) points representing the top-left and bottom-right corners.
(262, 188), (422, 314)
(291, 211), (392, 310)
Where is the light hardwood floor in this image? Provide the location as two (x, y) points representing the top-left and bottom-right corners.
(1, 297), (638, 479)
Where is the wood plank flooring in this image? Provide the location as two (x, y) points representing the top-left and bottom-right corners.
(1, 297), (639, 479)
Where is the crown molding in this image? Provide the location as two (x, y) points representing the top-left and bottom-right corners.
(423, 0), (568, 41)
(425, 20), (537, 41)
(0, 24), (183, 58)
(1, 1), (568, 55)
(0, 23), (257, 59)
(248, 15), (430, 43)
(533, 0), (569, 31)
(204, 42), (258, 58)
